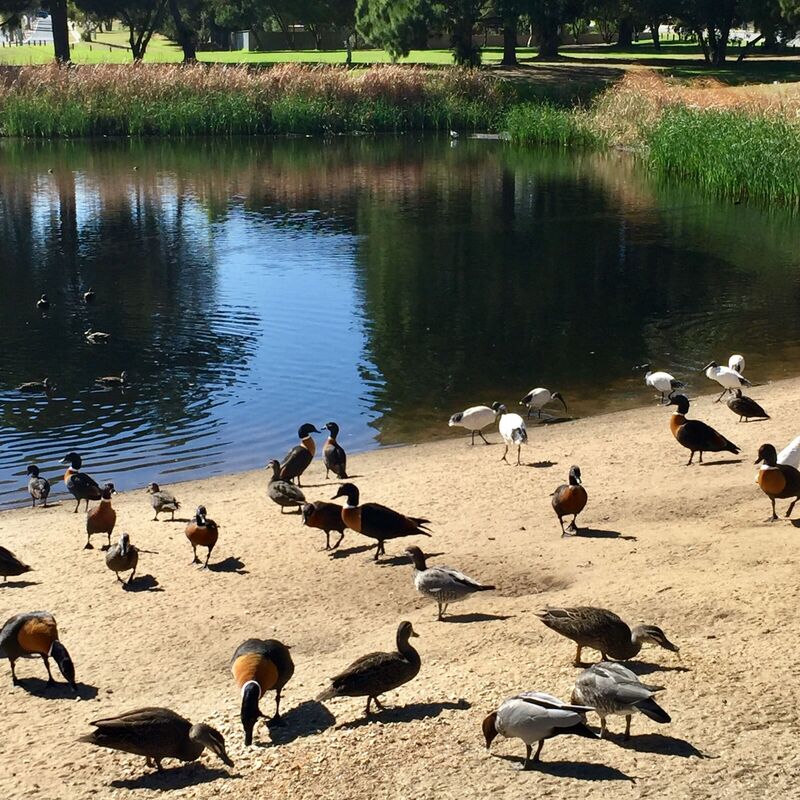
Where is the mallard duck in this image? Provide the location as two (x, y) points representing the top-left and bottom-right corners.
(279, 423), (321, 486)
(644, 370), (684, 403)
(332, 483), (431, 561)
(483, 692), (596, 770)
(405, 545), (494, 621)
(26, 464), (50, 508)
(322, 421), (347, 479)
(85, 483), (116, 550)
(60, 452), (103, 513)
(0, 545), (32, 582)
(317, 621), (421, 716)
(145, 482), (180, 521)
(727, 389), (769, 422)
(79, 708), (232, 772)
(667, 394), (740, 465)
(231, 639), (295, 745)
(755, 443), (800, 521)
(552, 465), (588, 535)
(96, 371), (129, 389)
(17, 377), (54, 395)
(491, 403), (527, 465)
(571, 662), (671, 739)
(105, 533), (138, 585)
(185, 506), (219, 568)
(448, 404), (497, 445)
(84, 328), (111, 345)
(703, 361), (751, 402)
(536, 607), (679, 665)
(36, 294), (50, 311)
(519, 388), (567, 420)
(0, 611), (76, 689)
(83, 288), (95, 304)
(267, 460), (306, 513)
(301, 501), (347, 550)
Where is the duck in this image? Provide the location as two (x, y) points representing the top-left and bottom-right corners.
(535, 606), (680, 666)
(644, 370), (685, 402)
(703, 360), (751, 402)
(551, 466), (587, 535)
(185, 506), (219, 568)
(83, 288), (96, 304)
(667, 394), (740, 465)
(332, 483), (431, 561)
(0, 611), (76, 689)
(448, 405), (497, 445)
(105, 533), (139, 585)
(317, 621), (421, 716)
(26, 464), (50, 508)
(727, 389), (769, 422)
(519, 388), (567, 419)
(302, 501), (347, 550)
(267, 459), (306, 513)
(95, 371), (129, 389)
(571, 662), (671, 739)
(0, 545), (32, 582)
(405, 545), (494, 620)
(84, 328), (111, 345)
(145, 482), (180, 521)
(728, 354), (745, 374)
(482, 692), (597, 770)
(231, 639), (295, 745)
(491, 402), (527, 465)
(36, 293), (50, 311)
(278, 423), (321, 486)
(322, 421), (348, 479)
(60, 452), (103, 513)
(85, 483), (117, 550)
(17, 377), (55, 395)
(778, 435), (800, 470)
(754, 443), (800, 521)
(79, 708), (232, 772)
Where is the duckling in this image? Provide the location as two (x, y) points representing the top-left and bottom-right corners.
(317, 621), (421, 716)
(519, 388), (567, 420)
(703, 361), (751, 402)
(322, 422), (348, 479)
(85, 483), (116, 550)
(60, 452), (103, 513)
(572, 662), (670, 740)
(279, 424), (321, 486)
(83, 288), (95, 304)
(36, 294), (50, 311)
(551, 465), (588, 535)
(105, 533), (138, 585)
(0, 611), (76, 689)
(26, 464), (50, 508)
(483, 692), (596, 769)
(332, 483), (431, 561)
(492, 403), (527, 465)
(95, 371), (129, 389)
(536, 606), (680, 666)
(405, 545), (494, 620)
(0, 545), (32, 582)
(267, 460), (306, 513)
(79, 708), (232, 772)
(231, 639), (295, 745)
(17, 377), (54, 395)
(145, 482), (180, 521)
(448, 404), (497, 445)
(667, 394), (740, 465)
(644, 370), (684, 403)
(727, 389), (769, 422)
(185, 506), (219, 568)
(754, 443), (800, 521)
(84, 328), (111, 345)
(301, 501), (347, 550)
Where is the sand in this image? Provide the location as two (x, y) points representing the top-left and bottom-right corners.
(1, 377), (800, 800)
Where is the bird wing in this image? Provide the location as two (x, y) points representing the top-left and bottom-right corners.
(417, 566), (485, 593)
(516, 691), (594, 714)
(361, 503), (429, 536)
(679, 420), (739, 453)
(778, 436), (800, 469)
(330, 650), (418, 695)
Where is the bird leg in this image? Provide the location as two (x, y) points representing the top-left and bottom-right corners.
(84, 499), (90, 512)
(145, 757), (154, 769)
(324, 532), (331, 550)
(152, 512), (159, 521)
(516, 446), (522, 466)
(115, 572), (123, 583)
(686, 451), (695, 466)
(500, 445), (509, 463)
(373, 696), (385, 711)
(191, 545), (200, 565)
(770, 498), (778, 521)
(786, 499), (798, 518)
(170, 510), (175, 521)
(521, 744), (533, 770)
(203, 549), (212, 569)
(470, 430), (475, 446)
(600, 717), (607, 739)
(437, 600), (444, 621)
(715, 388), (726, 403)
(624, 715), (632, 740)
(533, 740), (544, 762)
(333, 532), (344, 549)
(10, 659), (18, 685)
(73, 499), (80, 514)
(573, 645), (583, 666)
(42, 654), (54, 685)
(699, 451), (704, 463)
(365, 696), (373, 715)
(479, 430), (490, 445)
(84, 534), (93, 550)
(127, 567), (136, 585)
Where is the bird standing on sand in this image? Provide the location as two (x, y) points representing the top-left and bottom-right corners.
(322, 422), (348, 479)
(317, 621), (421, 717)
(551, 466), (588, 535)
(405, 545), (494, 621)
(105, 532), (139, 584)
(231, 638), (295, 745)
(644, 370), (685, 402)
(267, 459), (306, 513)
(482, 692), (597, 770)
(302, 501), (347, 550)
(667, 394), (740, 465)
(448, 405), (497, 445)
(703, 361), (751, 402)
(279, 424), (321, 487)
(571, 662), (671, 739)
(85, 483), (116, 550)
(0, 546), (32, 582)
(185, 506), (219, 568)
(492, 403), (527, 465)
(754, 443), (800, 521)
(727, 389), (769, 423)
(146, 482), (180, 521)
(519, 388), (567, 419)
(61, 452), (103, 513)
(26, 465), (50, 508)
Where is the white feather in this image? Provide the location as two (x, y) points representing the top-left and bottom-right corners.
(494, 693), (589, 746)
(777, 435), (800, 470)
(498, 411), (527, 446)
(728, 354), (745, 374)
(705, 364), (750, 390)
(644, 371), (681, 394)
(448, 405), (496, 431)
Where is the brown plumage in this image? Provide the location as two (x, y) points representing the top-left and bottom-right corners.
(667, 394), (740, 465)
(0, 545), (32, 582)
(755, 443), (800, 521)
(301, 501), (347, 550)
(551, 465), (587, 535)
(279, 424), (320, 486)
(185, 506), (219, 568)
(727, 389), (769, 422)
(322, 422), (348, 479)
(85, 484), (116, 550)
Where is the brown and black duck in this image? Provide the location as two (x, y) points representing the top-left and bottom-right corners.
(322, 421), (348, 479)
(85, 483), (116, 549)
(667, 394), (740, 465)
(727, 389), (769, 423)
(755, 443), (800, 521)
(301, 501), (347, 550)
(551, 465), (588, 535)
(0, 545), (32, 582)
(279, 423), (320, 486)
(185, 506), (219, 568)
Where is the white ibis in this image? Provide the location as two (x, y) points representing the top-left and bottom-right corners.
(519, 388), (567, 419)
(703, 361), (751, 402)
(492, 403), (527, 465)
(448, 405), (497, 445)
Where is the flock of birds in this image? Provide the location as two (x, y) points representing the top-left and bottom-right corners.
(3, 294), (800, 776)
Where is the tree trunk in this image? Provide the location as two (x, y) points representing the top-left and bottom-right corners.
(535, 20), (560, 58)
(649, 20), (660, 51)
(694, 27), (710, 63)
(451, 16), (478, 66)
(501, 16), (517, 66)
(168, 0), (197, 63)
(49, 0), (71, 63)
(617, 16), (634, 47)
(736, 33), (762, 63)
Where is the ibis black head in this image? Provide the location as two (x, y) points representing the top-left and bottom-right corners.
(51, 640), (76, 690)
(26, 464), (40, 477)
(332, 483), (359, 506)
(298, 423), (320, 439)
(60, 452), (82, 469)
(568, 465), (582, 485)
(322, 421), (340, 438)
(552, 391), (568, 412)
(667, 394), (690, 414)
(755, 443), (778, 466)
(491, 402), (507, 415)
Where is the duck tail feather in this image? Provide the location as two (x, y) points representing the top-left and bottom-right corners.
(636, 697), (671, 724)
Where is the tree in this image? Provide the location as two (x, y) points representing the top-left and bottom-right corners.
(526, 0), (570, 57)
(166, 0), (199, 61)
(442, 0), (488, 65)
(356, 0), (431, 60)
(673, 0), (738, 65)
(77, 0), (169, 60)
(2, 1), (72, 61)
(495, 0), (524, 65)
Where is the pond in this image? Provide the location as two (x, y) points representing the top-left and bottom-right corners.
(1, 135), (799, 507)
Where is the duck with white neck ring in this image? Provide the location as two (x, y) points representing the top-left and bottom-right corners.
(754, 443), (800, 521)
(666, 394), (740, 465)
(279, 423), (321, 487)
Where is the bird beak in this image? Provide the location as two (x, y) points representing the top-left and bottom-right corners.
(701, 362), (714, 371)
(754, 456), (762, 464)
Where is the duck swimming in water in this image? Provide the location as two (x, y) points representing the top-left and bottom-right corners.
(95, 371), (129, 389)
(17, 377), (54, 395)
(667, 394), (740, 465)
(84, 329), (111, 345)
(36, 294), (50, 311)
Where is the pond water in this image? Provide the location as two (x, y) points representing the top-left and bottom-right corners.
(1, 136), (799, 507)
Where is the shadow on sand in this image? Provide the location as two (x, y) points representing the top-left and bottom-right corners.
(259, 700), (336, 746)
(208, 556), (248, 575)
(15, 677), (98, 700)
(571, 528), (637, 541)
(493, 752), (634, 781)
(111, 764), (236, 790)
(338, 699), (470, 730)
(442, 612), (513, 623)
(610, 732), (715, 759)
(122, 574), (162, 593)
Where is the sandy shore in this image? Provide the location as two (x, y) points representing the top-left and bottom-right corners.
(1, 377), (799, 799)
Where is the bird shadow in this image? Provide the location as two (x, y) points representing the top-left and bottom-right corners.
(377, 550), (446, 568)
(123, 574), (162, 593)
(493, 753), (634, 781)
(612, 732), (715, 759)
(337, 699), (470, 730)
(110, 764), (236, 790)
(329, 543), (372, 559)
(37, 501), (62, 509)
(1, 580), (40, 589)
(442, 612), (513, 623)
(164, 517), (192, 524)
(208, 556), (248, 575)
(259, 701), (336, 746)
(15, 678), (99, 700)
(623, 660), (691, 676)
(790, 519), (800, 528)
(525, 460), (557, 468)
(572, 528), (637, 541)
(699, 459), (744, 467)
